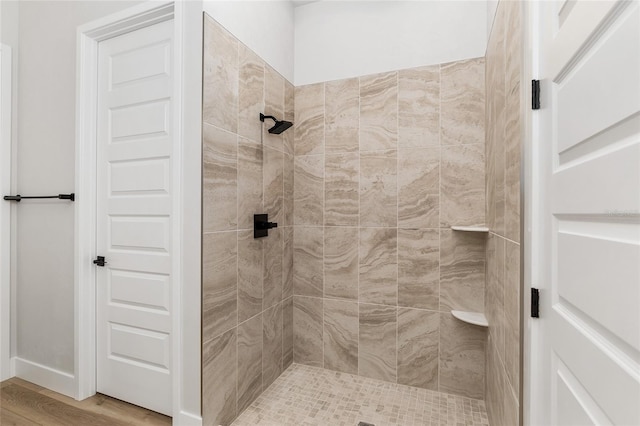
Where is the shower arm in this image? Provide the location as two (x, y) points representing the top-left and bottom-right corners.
(259, 113), (277, 123)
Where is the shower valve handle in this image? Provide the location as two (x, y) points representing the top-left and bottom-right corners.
(257, 221), (278, 230)
(254, 214), (278, 238)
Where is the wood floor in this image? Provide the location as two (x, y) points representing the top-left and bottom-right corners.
(0, 377), (172, 426)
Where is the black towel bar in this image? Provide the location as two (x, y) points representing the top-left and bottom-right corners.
(3, 193), (75, 202)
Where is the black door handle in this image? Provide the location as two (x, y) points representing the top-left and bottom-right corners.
(93, 256), (106, 267)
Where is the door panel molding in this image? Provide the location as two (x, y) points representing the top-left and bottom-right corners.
(529, 1), (640, 425)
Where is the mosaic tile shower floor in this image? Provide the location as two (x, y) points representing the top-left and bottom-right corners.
(231, 364), (490, 426)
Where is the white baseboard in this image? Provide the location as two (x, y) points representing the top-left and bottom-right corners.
(174, 410), (202, 426)
(14, 357), (75, 398)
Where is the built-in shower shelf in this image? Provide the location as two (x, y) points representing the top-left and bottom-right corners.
(451, 310), (489, 327)
(451, 225), (489, 233)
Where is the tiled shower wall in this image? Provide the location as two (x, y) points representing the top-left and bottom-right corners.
(201, 15), (295, 425)
(292, 58), (488, 399)
(485, 1), (523, 425)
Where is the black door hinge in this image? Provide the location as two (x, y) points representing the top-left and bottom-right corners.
(531, 288), (540, 318)
(532, 80), (540, 110)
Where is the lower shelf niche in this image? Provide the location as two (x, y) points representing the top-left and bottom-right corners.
(451, 310), (489, 327)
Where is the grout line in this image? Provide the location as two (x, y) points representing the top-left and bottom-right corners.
(321, 80), (326, 370)
(395, 70), (400, 385)
(357, 74), (362, 378)
(438, 61), (443, 394)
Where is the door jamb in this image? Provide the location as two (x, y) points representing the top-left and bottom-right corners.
(74, 2), (202, 423)
(524, 1), (542, 424)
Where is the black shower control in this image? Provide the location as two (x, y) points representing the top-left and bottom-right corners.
(254, 214), (278, 239)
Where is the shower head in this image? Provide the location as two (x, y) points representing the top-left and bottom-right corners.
(260, 113), (293, 135)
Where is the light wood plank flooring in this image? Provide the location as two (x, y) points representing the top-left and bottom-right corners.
(0, 377), (171, 426)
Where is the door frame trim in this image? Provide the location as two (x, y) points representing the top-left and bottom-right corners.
(0, 43), (15, 382)
(74, 2), (202, 423)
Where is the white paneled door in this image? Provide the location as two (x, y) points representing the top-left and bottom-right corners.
(95, 20), (174, 416)
(535, 1), (640, 425)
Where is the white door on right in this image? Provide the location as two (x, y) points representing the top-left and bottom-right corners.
(535, 1), (640, 425)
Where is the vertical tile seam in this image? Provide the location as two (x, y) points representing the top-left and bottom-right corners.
(437, 62), (443, 394)
(322, 80), (326, 369)
(395, 70), (400, 384)
(232, 35), (240, 420)
(357, 75), (362, 378)
(260, 55), (266, 395)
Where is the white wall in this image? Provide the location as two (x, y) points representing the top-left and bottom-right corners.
(15, 0), (142, 376)
(294, 1), (488, 85)
(203, 1), (295, 82)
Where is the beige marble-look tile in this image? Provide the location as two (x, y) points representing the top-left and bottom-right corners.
(294, 155), (324, 226)
(326, 78), (359, 153)
(237, 314), (263, 413)
(486, 333), (505, 426)
(323, 299), (358, 375)
(203, 124), (237, 233)
(359, 303), (397, 382)
(263, 65), (285, 152)
(505, 0), (522, 247)
(439, 312), (486, 399)
(263, 302), (283, 389)
(505, 381), (520, 426)
(203, 327), (237, 426)
(284, 81), (295, 156)
(203, 232), (237, 342)
(486, 234), (505, 365)
(494, 105), (506, 239)
(505, 83), (521, 243)
(398, 66), (440, 148)
(360, 72), (398, 151)
(490, 5), (506, 238)
(282, 296), (294, 368)
(264, 146), (283, 225)
(238, 44), (264, 143)
(485, 26), (497, 233)
(398, 147), (440, 228)
(293, 296), (323, 367)
(324, 227), (359, 300)
(441, 144), (485, 228)
(505, 240), (520, 394)
(237, 230), (263, 323)
(397, 308), (439, 390)
(283, 153), (294, 227)
(440, 229), (486, 313)
(398, 229), (439, 310)
(237, 137), (262, 230)
(263, 227), (283, 309)
(295, 83), (324, 155)
(440, 58), (484, 146)
(282, 226), (293, 299)
(360, 150), (397, 227)
(359, 227), (397, 305)
(325, 152), (359, 226)
(293, 227), (323, 297)
(203, 16), (238, 133)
